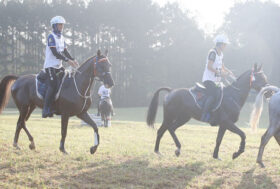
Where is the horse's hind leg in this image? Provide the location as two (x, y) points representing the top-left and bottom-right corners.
(168, 115), (191, 157)
(25, 104), (36, 121)
(154, 121), (169, 155)
(274, 130), (280, 146)
(257, 124), (278, 168)
(13, 105), (29, 149)
(23, 105), (36, 150)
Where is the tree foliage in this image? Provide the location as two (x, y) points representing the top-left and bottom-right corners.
(1, 0), (279, 106)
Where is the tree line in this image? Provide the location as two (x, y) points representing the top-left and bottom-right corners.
(1, 0), (280, 107)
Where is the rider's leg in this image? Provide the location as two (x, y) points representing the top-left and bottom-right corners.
(42, 68), (58, 118)
(201, 96), (215, 122)
(201, 80), (217, 122)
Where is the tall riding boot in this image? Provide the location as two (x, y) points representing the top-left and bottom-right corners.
(200, 96), (215, 122)
(42, 88), (55, 118)
(42, 97), (51, 118)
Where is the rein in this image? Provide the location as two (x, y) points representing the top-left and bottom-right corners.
(249, 70), (255, 87)
(72, 56), (100, 99)
(73, 72), (93, 99)
(73, 69), (94, 114)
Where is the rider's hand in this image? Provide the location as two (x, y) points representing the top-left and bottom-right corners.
(215, 71), (221, 77)
(222, 71), (236, 81)
(73, 60), (79, 68)
(68, 60), (79, 68)
(228, 71), (234, 77)
(227, 71), (236, 80)
(221, 71), (228, 78)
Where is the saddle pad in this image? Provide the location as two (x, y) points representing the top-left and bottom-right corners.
(189, 86), (223, 112)
(35, 73), (67, 100)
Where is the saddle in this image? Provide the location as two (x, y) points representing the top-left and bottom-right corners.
(189, 82), (223, 112)
(36, 69), (67, 100)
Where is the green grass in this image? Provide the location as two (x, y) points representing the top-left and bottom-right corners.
(0, 107), (279, 188)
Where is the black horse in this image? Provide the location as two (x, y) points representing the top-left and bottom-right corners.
(0, 50), (114, 154)
(147, 64), (268, 160)
(100, 98), (113, 127)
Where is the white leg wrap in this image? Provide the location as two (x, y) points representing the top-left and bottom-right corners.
(94, 132), (99, 146)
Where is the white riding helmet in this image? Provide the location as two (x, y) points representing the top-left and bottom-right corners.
(214, 34), (230, 45)
(50, 16), (66, 26)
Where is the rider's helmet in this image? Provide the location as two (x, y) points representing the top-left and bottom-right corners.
(50, 16), (66, 37)
(214, 34), (230, 46)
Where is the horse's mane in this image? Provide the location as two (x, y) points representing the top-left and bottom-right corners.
(226, 70), (251, 88)
(235, 70), (251, 81)
(78, 55), (106, 70)
(224, 70), (251, 93)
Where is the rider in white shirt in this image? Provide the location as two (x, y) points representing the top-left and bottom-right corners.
(42, 16), (79, 118)
(200, 34), (235, 122)
(97, 84), (115, 116)
(98, 85), (111, 100)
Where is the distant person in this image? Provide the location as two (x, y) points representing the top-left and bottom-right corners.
(200, 34), (235, 122)
(97, 84), (115, 116)
(42, 16), (79, 118)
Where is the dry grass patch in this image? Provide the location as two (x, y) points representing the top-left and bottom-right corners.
(0, 113), (279, 188)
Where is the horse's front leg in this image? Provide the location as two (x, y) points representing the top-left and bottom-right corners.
(222, 119), (246, 159)
(77, 112), (99, 155)
(60, 115), (69, 154)
(213, 126), (226, 160)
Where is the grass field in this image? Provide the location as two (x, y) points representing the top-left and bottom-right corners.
(0, 107), (279, 188)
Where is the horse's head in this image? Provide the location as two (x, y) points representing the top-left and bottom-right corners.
(94, 50), (114, 88)
(250, 64), (268, 92)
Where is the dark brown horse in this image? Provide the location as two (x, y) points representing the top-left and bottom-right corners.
(0, 50), (114, 154)
(147, 64), (268, 160)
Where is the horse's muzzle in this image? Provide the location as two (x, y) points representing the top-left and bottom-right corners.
(104, 72), (114, 88)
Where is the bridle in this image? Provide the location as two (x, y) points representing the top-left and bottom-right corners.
(73, 56), (111, 113)
(249, 70), (256, 87)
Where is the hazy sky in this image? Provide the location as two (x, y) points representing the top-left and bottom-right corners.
(152, 0), (280, 35)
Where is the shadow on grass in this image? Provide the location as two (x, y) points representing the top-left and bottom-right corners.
(202, 167), (278, 189)
(51, 158), (205, 188)
(236, 167), (277, 189)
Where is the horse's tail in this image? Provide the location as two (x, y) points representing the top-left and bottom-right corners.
(0, 75), (18, 114)
(250, 85), (279, 131)
(146, 87), (172, 128)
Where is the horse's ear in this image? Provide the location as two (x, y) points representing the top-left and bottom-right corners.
(105, 49), (109, 57)
(257, 64), (262, 72)
(97, 49), (101, 57)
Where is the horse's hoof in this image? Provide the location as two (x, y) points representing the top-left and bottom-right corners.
(90, 146), (98, 154)
(29, 143), (35, 150)
(59, 148), (68, 155)
(175, 149), (180, 157)
(62, 150), (68, 155)
(154, 150), (161, 155)
(13, 143), (21, 150)
(257, 161), (265, 168)
(232, 152), (239, 159)
(214, 157), (222, 161)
